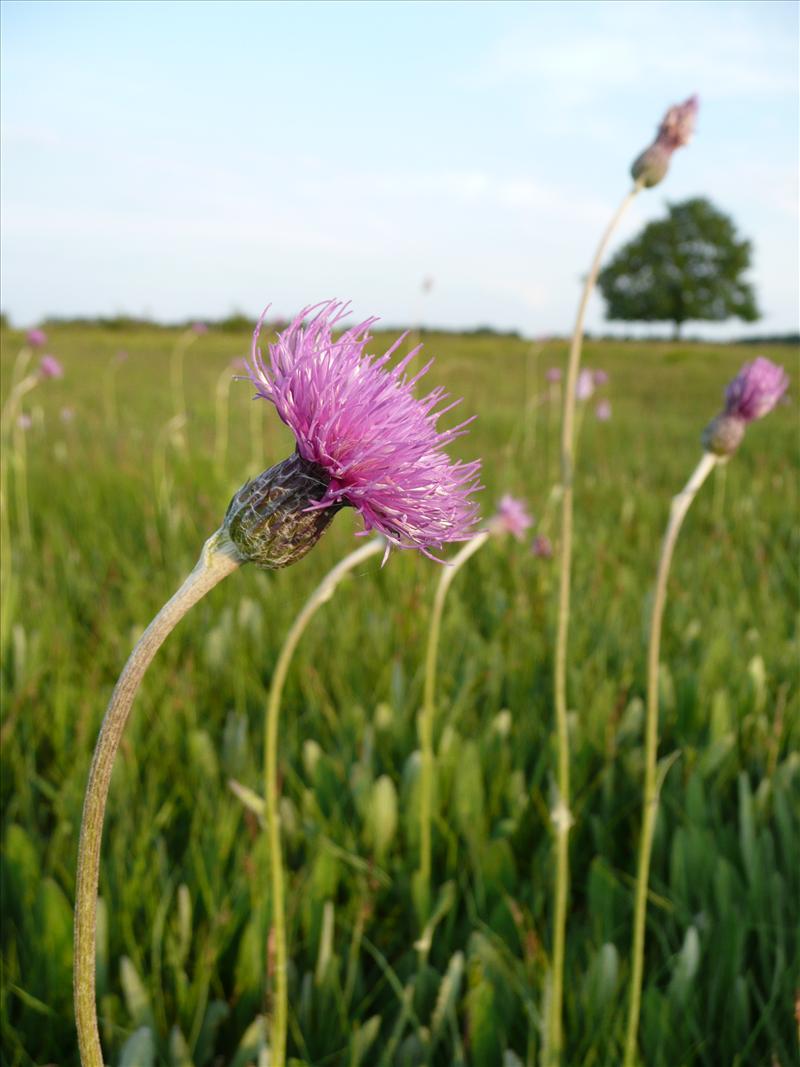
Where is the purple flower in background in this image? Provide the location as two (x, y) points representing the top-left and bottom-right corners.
(595, 400), (612, 421)
(246, 301), (482, 557)
(39, 355), (64, 380)
(17, 413), (32, 431)
(532, 535), (553, 559)
(575, 369), (595, 401)
(115, 349), (129, 363)
(192, 322), (209, 335)
(723, 357), (789, 422)
(546, 367), (563, 384)
(702, 356), (789, 456)
(592, 369), (609, 386)
(489, 494), (534, 541)
(26, 328), (47, 348)
(60, 406), (76, 423)
(632, 95), (699, 188)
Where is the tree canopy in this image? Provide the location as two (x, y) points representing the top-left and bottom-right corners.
(597, 197), (760, 338)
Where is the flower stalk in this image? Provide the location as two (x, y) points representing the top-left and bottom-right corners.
(418, 530), (490, 919)
(263, 537), (383, 1066)
(74, 530), (241, 1067)
(548, 181), (641, 1065)
(623, 450), (717, 1066)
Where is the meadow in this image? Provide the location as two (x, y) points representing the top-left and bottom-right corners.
(1, 324), (798, 1066)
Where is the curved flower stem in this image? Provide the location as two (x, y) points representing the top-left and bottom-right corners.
(1, 374), (40, 645)
(418, 531), (490, 920)
(74, 530), (241, 1067)
(623, 450), (717, 1067)
(264, 537), (383, 1067)
(549, 182), (641, 1065)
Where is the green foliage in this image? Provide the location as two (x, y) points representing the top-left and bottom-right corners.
(598, 198), (761, 337)
(0, 326), (797, 1065)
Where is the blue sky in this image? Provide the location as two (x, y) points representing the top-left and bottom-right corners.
(2, 0), (798, 337)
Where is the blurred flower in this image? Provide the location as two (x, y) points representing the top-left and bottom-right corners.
(60, 406), (76, 423)
(39, 355), (64, 379)
(17, 413), (32, 430)
(238, 300), (482, 562)
(702, 356), (789, 457)
(191, 322), (209, 335)
(592, 369), (609, 386)
(575, 369), (595, 401)
(723, 356), (789, 422)
(631, 95), (699, 188)
(115, 349), (129, 363)
(595, 399), (612, 421)
(26, 328), (47, 348)
(532, 534), (553, 559)
(488, 494), (534, 540)
(546, 367), (563, 383)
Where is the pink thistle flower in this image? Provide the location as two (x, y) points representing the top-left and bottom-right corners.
(532, 534), (553, 559)
(39, 355), (64, 380)
(245, 301), (482, 558)
(632, 95), (699, 188)
(488, 494), (533, 541)
(595, 399), (612, 421)
(192, 322), (209, 335)
(592, 369), (609, 386)
(723, 357), (789, 422)
(546, 367), (563, 383)
(702, 356), (789, 456)
(575, 369), (595, 401)
(17, 413), (32, 430)
(26, 328), (47, 348)
(60, 406), (75, 423)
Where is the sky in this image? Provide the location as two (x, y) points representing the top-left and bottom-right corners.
(2, 0), (798, 338)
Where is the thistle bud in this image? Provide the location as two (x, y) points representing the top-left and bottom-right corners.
(224, 451), (340, 569)
(701, 413), (746, 457)
(632, 95), (698, 188)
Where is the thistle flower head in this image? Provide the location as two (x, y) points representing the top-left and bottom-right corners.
(546, 367), (563, 384)
(39, 355), (64, 379)
(191, 322), (209, 335)
(17, 413), (32, 430)
(487, 494), (533, 540)
(632, 95), (699, 188)
(702, 356), (789, 456)
(245, 301), (482, 558)
(575, 369), (595, 401)
(26, 328), (47, 348)
(592, 368), (609, 386)
(595, 399), (612, 421)
(723, 356), (789, 422)
(224, 452), (340, 569)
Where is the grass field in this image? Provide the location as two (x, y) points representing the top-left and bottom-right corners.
(1, 324), (798, 1067)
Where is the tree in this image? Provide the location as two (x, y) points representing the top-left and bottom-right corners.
(597, 197), (760, 339)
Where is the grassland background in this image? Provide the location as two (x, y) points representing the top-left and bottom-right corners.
(1, 325), (798, 1067)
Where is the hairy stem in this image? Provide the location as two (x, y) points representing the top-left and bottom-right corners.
(264, 538), (383, 1067)
(74, 530), (241, 1067)
(549, 183), (640, 1065)
(418, 532), (490, 919)
(623, 451), (717, 1067)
